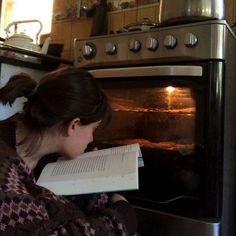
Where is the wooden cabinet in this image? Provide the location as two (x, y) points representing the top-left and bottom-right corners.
(51, 21), (72, 51)
(50, 21), (72, 60)
(136, 4), (158, 22)
(225, 0), (235, 24)
(107, 12), (124, 33)
(225, 0), (236, 33)
(123, 10), (136, 27)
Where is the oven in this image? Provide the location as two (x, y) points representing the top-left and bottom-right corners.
(74, 20), (236, 236)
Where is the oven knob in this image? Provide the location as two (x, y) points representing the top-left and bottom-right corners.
(82, 42), (96, 59)
(129, 39), (141, 52)
(184, 33), (198, 47)
(164, 35), (177, 49)
(146, 37), (158, 51)
(105, 42), (117, 55)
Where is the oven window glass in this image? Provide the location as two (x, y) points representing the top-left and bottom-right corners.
(95, 78), (205, 216)
(99, 85), (195, 153)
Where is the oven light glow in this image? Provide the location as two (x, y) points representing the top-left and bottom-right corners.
(166, 86), (175, 94)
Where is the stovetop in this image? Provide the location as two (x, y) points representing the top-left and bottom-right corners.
(74, 20), (236, 68)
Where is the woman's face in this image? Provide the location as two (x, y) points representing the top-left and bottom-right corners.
(62, 120), (101, 159)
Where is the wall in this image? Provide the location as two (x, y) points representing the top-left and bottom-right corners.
(49, 0), (236, 62)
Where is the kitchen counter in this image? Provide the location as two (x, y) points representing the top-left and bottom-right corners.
(0, 43), (73, 71)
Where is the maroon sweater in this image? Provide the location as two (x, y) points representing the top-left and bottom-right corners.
(0, 118), (137, 235)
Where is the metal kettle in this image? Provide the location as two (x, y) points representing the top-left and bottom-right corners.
(4, 19), (51, 54)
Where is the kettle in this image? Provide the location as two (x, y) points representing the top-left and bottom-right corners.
(4, 19), (51, 54)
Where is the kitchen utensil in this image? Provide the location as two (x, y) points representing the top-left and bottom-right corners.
(4, 19), (51, 54)
(159, 0), (225, 25)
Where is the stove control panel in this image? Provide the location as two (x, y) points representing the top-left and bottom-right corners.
(74, 20), (227, 67)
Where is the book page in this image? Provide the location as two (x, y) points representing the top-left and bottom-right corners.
(81, 143), (140, 157)
(51, 155), (107, 176)
(75, 143), (144, 167)
(36, 145), (139, 195)
(39, 151), (137, 180)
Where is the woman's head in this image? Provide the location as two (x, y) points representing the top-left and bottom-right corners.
(0, 66), (111, 157)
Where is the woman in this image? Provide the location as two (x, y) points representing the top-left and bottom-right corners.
(0, 67), (137, 235)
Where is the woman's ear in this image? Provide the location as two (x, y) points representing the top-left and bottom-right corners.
(66, 118), (80, 136)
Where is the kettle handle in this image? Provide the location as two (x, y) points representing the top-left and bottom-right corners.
(5, 19), (43, 43)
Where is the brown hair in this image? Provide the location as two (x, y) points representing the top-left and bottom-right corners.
(0, 73), (37, 105)
(0, 66), (111, 154)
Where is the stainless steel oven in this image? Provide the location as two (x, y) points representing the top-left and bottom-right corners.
(74, 20), (236, 236)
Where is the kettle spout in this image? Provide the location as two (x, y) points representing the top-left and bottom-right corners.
(40, 37), (51, 54)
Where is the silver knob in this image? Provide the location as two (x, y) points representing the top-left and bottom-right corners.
(146, 37), (158, 51)
(105, 42), (117, 55)
(129, 39), (141, 52)
(164, 35), (177, 49)
(184, 33), (198, 47)
(82, 42), (96, 59)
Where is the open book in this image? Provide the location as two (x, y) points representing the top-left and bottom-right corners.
(36, 143), (143, 195)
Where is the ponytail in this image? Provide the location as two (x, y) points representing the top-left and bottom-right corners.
(0, 73), (38, 106)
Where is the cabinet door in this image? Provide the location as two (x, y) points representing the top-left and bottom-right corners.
(124, 9), (137, 26)
(108, 12), (124, 33)
(225, 0), (236, 33)
(137, 5), (157, 22)
(53, 0), (68, 13)
(51, 21), (72, 51)
(225, 0), (234, 26)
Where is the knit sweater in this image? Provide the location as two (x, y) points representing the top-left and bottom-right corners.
(0, 118), (137, 236)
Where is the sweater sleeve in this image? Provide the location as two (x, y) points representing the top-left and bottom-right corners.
(111, 200), (138, 236)
(64, 193), (138, 235)
(0, 190), (138, 236)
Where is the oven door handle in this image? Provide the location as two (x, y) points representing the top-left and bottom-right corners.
(89, 65), (203, 78)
